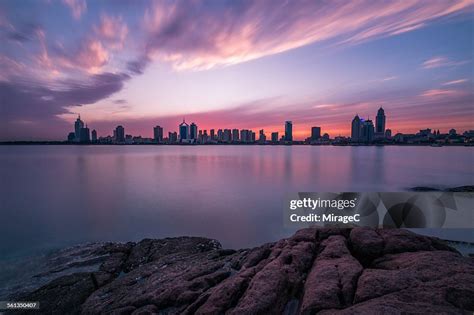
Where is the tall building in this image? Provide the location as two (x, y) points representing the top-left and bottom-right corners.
(285, 121), (293, 142)
(91, 129), (97, 142)
(210, 129), (215, 140)
(240, 129), (248, 143)
(361, 120), (375, 143)
(179, 119), (189, 141)
(375, 107), (386, 135)
(351, 115), (361, 142)
(190, 123), (198, 140)
(168, 131), (177, 143)
(271, 132), (279, 143)
(74, 115), (84, 142)
(80, 126), (90, 143)
(223, 129), (231, 142)
(311, 127), (321, 141)
(115, 125), (125, 143)
(217, 129), (223, 141)
(259, 129), (266, 143)
(232, 129), (239, 142)
(153, 125), (163, 142)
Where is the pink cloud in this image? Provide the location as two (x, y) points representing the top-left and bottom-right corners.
(142, 0), (473, 71)
(94, 15), (128, 49)
(62, 0), (87, 20)
(442, 79), (468, 86)
(421, 56), (468, 69)
(420, 89), (465, 98)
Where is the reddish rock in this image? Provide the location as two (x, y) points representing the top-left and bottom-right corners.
(15, 228), (473, 315)
(300, 235), (363, 314)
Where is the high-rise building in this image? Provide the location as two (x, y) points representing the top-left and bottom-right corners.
(115, 125), (125, 143)
(74, 115), (84, 142)
(361, 120), (375, 143)
(285, 121), (293, 142)
(79, 126), (90, 143)
(80, 127), (90, 143)
(153, 125), (164, 142)
(271, 132), (279, 143)
(258, 129), (266, 143)
(385, 129), (392, 139)
(91, 129), (97, 142)
(375, 107), (386, 135)
(217, 129), (223, 141)
(251, 131), (256, 142)
(351, 115), (361, 142)
(223, 129), (231, 142)
(311, 127), (321, 141)
(232, 129), (239, 142)
(240, 129), (248, 143)
(190, 122), (198, 140)
(179, 119), (189, 141)
(210, 129), (215, 140)
(168, 131), (177, 143)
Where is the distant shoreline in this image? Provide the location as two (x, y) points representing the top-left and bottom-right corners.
(1, 141), (473, 147)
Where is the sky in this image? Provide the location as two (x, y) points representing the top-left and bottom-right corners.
(0, 0), (473, 140)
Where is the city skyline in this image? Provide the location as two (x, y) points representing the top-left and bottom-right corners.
(66, 106), (474, 145)
(1, 1), (473, 140)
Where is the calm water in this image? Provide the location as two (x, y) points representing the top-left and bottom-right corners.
(1, 145), (473, 259)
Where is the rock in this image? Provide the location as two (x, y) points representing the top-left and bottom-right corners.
(12, 228), (474, 314)
(349, 227), (384, 263)
(378, 229), (433, 254)
(300, 235), (363, 314)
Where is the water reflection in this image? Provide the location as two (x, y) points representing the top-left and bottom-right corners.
(0, 145), (472, 258)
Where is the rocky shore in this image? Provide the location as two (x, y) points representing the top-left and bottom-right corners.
(10, 228), (474, 314)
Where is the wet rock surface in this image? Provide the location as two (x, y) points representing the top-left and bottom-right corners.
(12, 228), (474, 314)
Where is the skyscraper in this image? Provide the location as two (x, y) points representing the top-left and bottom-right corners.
(240, 129), (248, 143)
(232, 129), (239, 142)
(179, 119), (189, 141)
(190, 122), (198, 140)
(375, 107), (386, 138)
(115, 125), (125, 143)
(168, 131), (177, 143)
(285, 121), (293, 142)
(259, 129), (266, 143)
(351, 115), (361, 142)
(153, 125), (163, 142)
(271, 132), (279, 143)
(91, 129), (97, 142)
(74, 115), (84, 142)
(210, 129), (215, 140)
(361, 120), (375, 143)
(80, 125), (90, 143)
(223, 129), (231, 142)
(311, 127), (321, 141)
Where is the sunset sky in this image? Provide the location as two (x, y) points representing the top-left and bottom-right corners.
(1, 0), (473, 140)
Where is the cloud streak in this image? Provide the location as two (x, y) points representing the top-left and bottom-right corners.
(142, 0), (473, 71)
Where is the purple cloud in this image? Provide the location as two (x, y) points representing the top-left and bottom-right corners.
(142, 0), (473, 70)
(0, 73), (130, 139)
